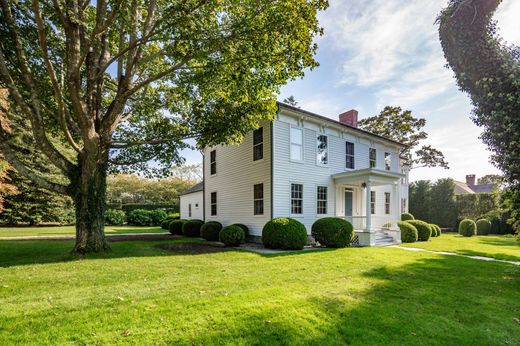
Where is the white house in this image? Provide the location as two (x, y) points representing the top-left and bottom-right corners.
(179, 182), (204, 220)
(192, 102), (409, 246)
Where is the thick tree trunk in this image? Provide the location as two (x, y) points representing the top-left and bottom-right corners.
(71, 150), (110, 253)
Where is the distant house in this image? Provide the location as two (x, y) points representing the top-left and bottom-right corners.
(179, 182), (203, 220)
(188, 102), (410, 246)
(454, 175), (495, 195)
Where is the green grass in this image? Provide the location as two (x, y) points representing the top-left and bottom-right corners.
(0, 239), (518, 345)
(400, 233), (520, 262)
(0, 225), (165, 238)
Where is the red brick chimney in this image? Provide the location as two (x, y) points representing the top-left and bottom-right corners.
(466, 174), (476, 186)
(338, 109), (358, 127)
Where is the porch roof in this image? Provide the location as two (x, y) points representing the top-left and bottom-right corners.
(331, 168), (405, 186)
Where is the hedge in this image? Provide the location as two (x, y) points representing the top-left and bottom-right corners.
(262, 217), (308, 250)
(476, 219), (491, 235)
(397, 221), (418, 243)
(200, 221), (223, 241)
(183, 219), (204, 237)
(232, 223), (250, 237)
(401, 213), (415, 221)
(406, 220), (432, 241)
(459, 219), (476, 237)
(311, 217), (354, 248)
(219, 225), (245, 246)
(105, 209), (126, 226)
(169, 220), (185, 235)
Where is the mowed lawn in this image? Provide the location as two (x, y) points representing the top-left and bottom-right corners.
(400, 233), (520, 262)
(0, 225), (165, 238)
(0, 239), (519, 345)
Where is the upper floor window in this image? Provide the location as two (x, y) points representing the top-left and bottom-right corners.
(253, 183), (264, 215)
(316, 134), (328, 165)
(370, 191), (376, 215)
(253, 127), (263, 161)
(317, 186), (327, 214)
(291, 183), (303, 214)
(210, 150), (216, 175)
(290, 127), (303, 161)
(385, 192), (391, 214)
(369, 148), (376, 168)
(384, 152), (391, 171)
(401, 198), (407, 212)
(346, 141), (355, 169)
(210, 192), (217, 216)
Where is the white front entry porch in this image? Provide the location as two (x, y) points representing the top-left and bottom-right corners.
(332, 168), (405, 246)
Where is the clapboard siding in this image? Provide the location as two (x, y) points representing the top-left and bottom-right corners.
(179, 191), (204, 220)
(203, 121), (271, 236)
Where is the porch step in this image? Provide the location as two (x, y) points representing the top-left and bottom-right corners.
(374, 231), (397, 246)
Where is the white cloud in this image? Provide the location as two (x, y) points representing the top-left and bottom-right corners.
(495, 0), (520, 44)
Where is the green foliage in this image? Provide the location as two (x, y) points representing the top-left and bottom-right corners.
(476, 219), (491, 235)
(232, 224), (250, 237)
(409, 181), (432, 222)
(358, 106), (448, 169)
(434, 224), (442, 237)
(169, 220), (186, 235)
(429, 224), (438, 237)
(182, 220), (204, 238)
(262, 217), (308, 250)
(161, 213), (181, 230)
(104, 209), (126, 226)
(406, 220), (432, 241)
(401, 213), (414, 221)
(201, 221), (223, 241)
(311, 217), (354, 248)
(149, 210), (168, 226)
(397, 221), (418, 243)
(459, 219), (477, 237)
(456, 193), (497, 221)
(127, 209), (152, 226)
(429, 179), (458, 228)
(219, 225), (245, 247)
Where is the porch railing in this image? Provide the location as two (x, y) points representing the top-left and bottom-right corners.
(343, 215), (397, 231)
(344, 216), (367, 230)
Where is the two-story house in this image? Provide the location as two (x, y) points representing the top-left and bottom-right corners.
(181, 102), (409, 246)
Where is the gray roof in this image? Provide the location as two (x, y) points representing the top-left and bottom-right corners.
(454, 181), (494, 194)
(180, 182), (203, 196)
(470, 183), (494, 193)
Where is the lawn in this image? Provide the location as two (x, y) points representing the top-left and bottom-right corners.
(0, 239), (518, 345)
(400, 233), (520, 262)
(0, 225), (165, 238)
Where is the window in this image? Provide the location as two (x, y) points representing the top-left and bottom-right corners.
(401, 198), (407, 212)
(346, 141), (355, 169)
(370, 191), (376, 215)
(290, 127), (303, 161)
(188, 204), (192, 217)
(210, 150), (216, 175)
(384, 152), (391, 171)
(369, 148), (376, 168)
(210, 192), (217, 216)
(385, 192), (391, 214)
(253, 183), (264, 215)
(317, 135), (328, 165)
(317, 186), (327, 214)
(291, 183), (303, 214)
(253, 127), (263, 161)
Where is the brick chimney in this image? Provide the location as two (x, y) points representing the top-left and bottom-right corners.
(466, 174), (476, 186)
(339, 109), (358, 127)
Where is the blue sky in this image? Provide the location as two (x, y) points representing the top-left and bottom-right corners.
(182, 0), (519, 183)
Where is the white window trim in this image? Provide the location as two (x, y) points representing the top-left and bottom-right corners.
(370, 191), (376, 215)
(369, 148), (377, 168)
(290, 182), (304, 217)
(316, 185), (328, 215)
(316, 134), (329, 167)
(253, 127), (264, 163)
(253, 182), (264, 216)
(289, 125), (304, 163)
(210, 149), (217, 176)
(384, 192), (391, 215)
(384, 152), (391, 171)
(345, 141), (355, 170)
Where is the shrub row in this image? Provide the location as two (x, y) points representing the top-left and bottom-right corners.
(397, 212), (442, 243)
(104, 208), (170, 226)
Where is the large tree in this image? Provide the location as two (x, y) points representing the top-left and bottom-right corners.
(358, 106), (449, 169)
(0, 0), (327, 252)
(438, 0), (520, 230)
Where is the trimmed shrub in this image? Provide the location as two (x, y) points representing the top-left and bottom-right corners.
(183, 219), (204, 237)
(429, 224), (439, 237)
(127, 209), (152, 226)
(262, 217), (308, 250)
(476, 219), (491, 235)
(434, 224), (442, 237)
(169, 219), (185, 235)
(459, 219), (476, 237)
(200, 221), (223, 241)
(167, 213), (180, 220)
(105, 209), (126, 226)
(161, 219), (171, 230)
(397, 221), (418, 243)
(311, 217), (354, 248)
(232, 223), (250, 237)
(219, 225), (245, 246)
(149, 210), (168, 226)
(401, 212), (415, 221)
(406, 220), (432, 241)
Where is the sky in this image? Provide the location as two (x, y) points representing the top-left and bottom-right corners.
(182, 0), (520, 183)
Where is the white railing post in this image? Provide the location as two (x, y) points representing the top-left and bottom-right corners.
(365, 182), (371, 231)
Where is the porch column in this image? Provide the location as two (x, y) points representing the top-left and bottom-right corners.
(393, 182), (400, 228)
(365, 182), (371, 231)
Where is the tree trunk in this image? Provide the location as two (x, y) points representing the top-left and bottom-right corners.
(71, 150), (110, 253)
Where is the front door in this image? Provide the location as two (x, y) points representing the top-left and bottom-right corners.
(344, 189), (353, 217)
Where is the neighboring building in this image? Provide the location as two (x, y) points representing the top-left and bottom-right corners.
(179, 182), (203, 220)
(454, 175), (495, 195)
(197, 102), (409, 246)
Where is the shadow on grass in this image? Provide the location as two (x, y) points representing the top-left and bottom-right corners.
(477, 235), (519, 247)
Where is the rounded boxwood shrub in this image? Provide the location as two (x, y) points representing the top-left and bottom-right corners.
(476, 219), (491, 235)
(434, 224), (442, 237)
(219, 225), (245, 246)
(149, 210), (168, 226)
(127, 209), (152, 226)
(232, 223), (249, 237)
(397, 221), (418, 243)
(459, 219), (477, 237)
(161, 219), (171, 230)
(183, 219), (204, 237)
(169, 219), (186, 235)
(311, 217), (354, 248)
(105, 209), (126, 226)
(429, 224), (439, 237)
(401, 212), (415, 221)
(200, 221), (223, 241)
(262, 217), (308, 250)
(406, 220), (432, 241)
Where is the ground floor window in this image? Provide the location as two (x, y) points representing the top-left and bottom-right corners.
(211, 192), (217, 216)
(254, 183), (264, 215)
(385, 192), (391, 214)
(189, 204), (192, 217)
(401, 198), (407, 212)
(317, 186), (327, 214)
(291, 183), (303, 214)
(370, 191), (376, 214)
